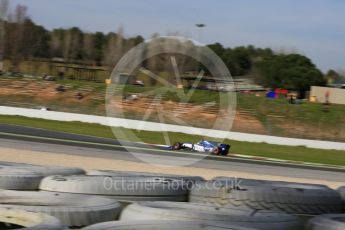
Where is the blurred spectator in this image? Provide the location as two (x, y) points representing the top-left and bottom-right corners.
(76, 92), (84, 100)
(133, 80), (144, 86)
(58, 71), (65, 80)
(325, 91), (330, 104)
(266, 90), (275, 99)
(42, 74), (56, 81)
(123, 94), (139, 101)
(56, 85), (65, 92)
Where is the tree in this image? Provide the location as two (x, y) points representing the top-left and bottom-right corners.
(255, 54), (326, 97)
(82, 33), (94, 62)
(326, 69), (345, 84)
(129, 35), (144, 46)
(207, 42), (225, 57)
(6, 4), (27, 71)
(50, 29), (65, 58)
(22, 19), (50, 58)
(222, 46), (251, 76)
(103, 26), (125, 70)
(93, 32), (105, 65)
(63, 29), (72, 62)
(0, 0), (9, 71)
(62, 27), (83, 62)
(70, 27), (84, 60)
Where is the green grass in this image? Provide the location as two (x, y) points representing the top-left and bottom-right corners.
(4, 68), (345, 127)
(1, 115), (345, 166)
(123, 86), (345, 139)
(124, 85), (345, 124)
(2, 75), (345, 141)
(5, 58), (345, 127)
(230, 140), (345, 166)
(237, 93), (345, 125)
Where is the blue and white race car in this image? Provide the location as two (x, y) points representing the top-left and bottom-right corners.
(172, 139), (231, 156)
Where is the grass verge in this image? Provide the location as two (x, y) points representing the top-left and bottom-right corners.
(1, 115), (345, 166)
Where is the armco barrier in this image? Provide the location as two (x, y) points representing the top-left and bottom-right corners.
(0, 106), (344, 150)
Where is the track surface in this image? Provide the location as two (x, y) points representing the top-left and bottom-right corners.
(0, 124), (344, 182)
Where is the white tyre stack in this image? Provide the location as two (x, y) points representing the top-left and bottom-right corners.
(0, 207), (63, 230)
(81, 220), (258, 230)
(0, 162), (85, 190)
(307, 214), (345, 230)
(39, 175), (190, 203)
(1, 161), (342, 229)
(87, 170), (204, 195)
(0, 166), (43, 190)
(119, 201), (303, 230)
(190, 177), (343, 215)
(337, 186), (345, 203)
(0, 161), (86, 176)
(87, 170), (204, 183)
(0, 189), (122, 227)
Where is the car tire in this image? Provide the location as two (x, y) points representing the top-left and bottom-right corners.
(120, 202), (302, 230)
(0, 166), (43, 190)
(0, 207), (63, 230)
(87, 170), (204, 184)
(93, 194), (188, 204)
(220, 144), (231, 156)
(30, 165), (85, 176)
(40, 175), (188, 196)
(212, 147), (221, 155)
(81, 220), (258, 230)
(0, 161), (85, 176)
(307, 214), (345, 230)
(0, 190), (122, 227)
(190, 178), (343, 215)
(172, 142), (182, 150)
(337, 186), (345, 202)
(87, 170), (204, 192)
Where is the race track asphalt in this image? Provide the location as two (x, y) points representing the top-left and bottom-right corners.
(0, 124), (345, 183)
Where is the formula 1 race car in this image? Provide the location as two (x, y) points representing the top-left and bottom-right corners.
(171, 139), (231, 156)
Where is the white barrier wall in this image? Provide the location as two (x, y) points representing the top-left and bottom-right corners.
(311, 86), (345, 105)
(0, 106), (345, 150)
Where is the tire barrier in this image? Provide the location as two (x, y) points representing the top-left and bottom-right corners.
(0, 190), (122, 227)
(307, 214), (345, 230)
(190, 178), (343, 215)
(0, 159), (342, 229)
(120, 201), (303, 230)
(39, 175), (189, 203)
(337, 186), (345, 202)
(87, 170), (204, 183)
(0, 161), (86, 176)
(87, 170), (204, 192)
(0, 166), (43, 190)
(81, 220), (258, 230)
(0, 207), (63, 230)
